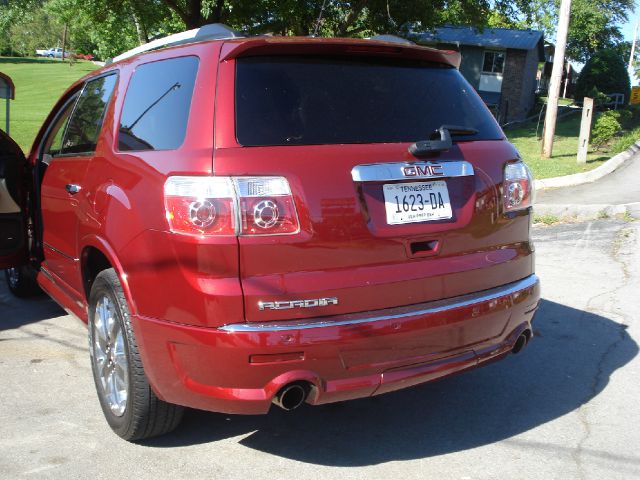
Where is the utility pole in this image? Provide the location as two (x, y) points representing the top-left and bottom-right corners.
(628, 21), (639, 73)
(541, 0), (572, 158)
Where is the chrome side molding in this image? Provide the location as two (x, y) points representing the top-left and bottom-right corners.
(219, 275), (539, 332)
(351, 161), (474, 182)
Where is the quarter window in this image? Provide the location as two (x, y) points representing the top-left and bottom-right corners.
(482, 51), (505, 74)
(62, 74), (118, 155)
(118, 56), (199, 151)
(42, 93), (79, 157)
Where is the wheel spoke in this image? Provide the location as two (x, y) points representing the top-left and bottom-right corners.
(96, 301), (109, 346)
(104, 369), (115, 400)
(99, 357), (110, 386)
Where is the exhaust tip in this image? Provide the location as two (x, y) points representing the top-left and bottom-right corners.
(512, 330), (531, 354)
(273, 383), (308, 411)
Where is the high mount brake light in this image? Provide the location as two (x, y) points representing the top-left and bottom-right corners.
(503, 161), (534, 213)
(164, 176), (300, 236)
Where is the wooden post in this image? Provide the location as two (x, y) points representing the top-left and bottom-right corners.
(577, 97), (594, 164)
(542, 0), (572, 158)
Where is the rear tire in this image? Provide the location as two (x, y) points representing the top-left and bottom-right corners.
(4, 265), (42, 298)
(88, 268), (183, 441)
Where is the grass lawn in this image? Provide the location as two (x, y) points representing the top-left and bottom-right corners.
(506, 113), (611, 179)
(0, 57), (99, 152)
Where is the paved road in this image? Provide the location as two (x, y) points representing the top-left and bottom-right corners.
(536, 151), (640, 205)
(1, 220), (639, 480)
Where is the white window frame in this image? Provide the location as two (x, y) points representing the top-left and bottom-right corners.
(482, 51), (506, 74)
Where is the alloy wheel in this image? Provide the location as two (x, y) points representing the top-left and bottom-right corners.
(92, 295), (129, 417)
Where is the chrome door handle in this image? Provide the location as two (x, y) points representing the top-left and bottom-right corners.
(65, 184), (82, 194)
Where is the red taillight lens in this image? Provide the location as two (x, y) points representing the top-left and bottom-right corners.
(164, 177), (235, 236)
(503, 161), (534, 213)
(164, 176), (299, 236)
(234, 177), (300, 236)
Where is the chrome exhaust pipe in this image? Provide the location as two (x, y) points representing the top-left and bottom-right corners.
(512, 331), (530, 354)
(272, 383), (308, 411)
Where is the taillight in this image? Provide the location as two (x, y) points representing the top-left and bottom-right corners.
(503, 161), (534, 213)
(164, 177), (236, 235)
(163, 176), (299, 236)
(234, 177), (300, 235)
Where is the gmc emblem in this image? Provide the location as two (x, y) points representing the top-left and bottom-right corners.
(403, 164), (445, 177)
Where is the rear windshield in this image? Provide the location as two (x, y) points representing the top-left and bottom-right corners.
(235, 56), (503, 146)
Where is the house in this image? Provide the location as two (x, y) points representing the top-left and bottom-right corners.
(413, 26), (545, 124)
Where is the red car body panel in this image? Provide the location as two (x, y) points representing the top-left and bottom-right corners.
(1, 36), (540, 416)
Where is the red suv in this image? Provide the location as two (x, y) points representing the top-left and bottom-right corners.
(0, 25), (539, 441)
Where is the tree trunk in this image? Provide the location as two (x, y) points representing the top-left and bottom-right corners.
(132, 12), (148, 45)
(61, 24), (68, 62)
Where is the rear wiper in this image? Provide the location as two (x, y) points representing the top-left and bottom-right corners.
(409, 125), (479, 157)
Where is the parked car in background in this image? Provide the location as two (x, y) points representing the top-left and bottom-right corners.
(35, 47), (70, 58)
(2, 24), (539, 442)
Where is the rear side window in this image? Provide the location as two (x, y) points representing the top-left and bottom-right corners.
(118, 56), (199, 151)
(236, 56), (503, 146)
(62, 74), (117, 155)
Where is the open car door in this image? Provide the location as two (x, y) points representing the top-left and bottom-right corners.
(0, 129), (29, 269)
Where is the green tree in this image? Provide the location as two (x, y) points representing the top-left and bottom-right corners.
(575, 49), (631, 102)
(100, 0), (497, 36)
(493, 0), (634, 63)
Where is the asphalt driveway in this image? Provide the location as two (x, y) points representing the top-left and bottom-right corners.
(1, 219), (639, 479)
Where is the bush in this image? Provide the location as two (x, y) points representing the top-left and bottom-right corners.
(575, 50), (631, 103)
(591, 110), (622, 148)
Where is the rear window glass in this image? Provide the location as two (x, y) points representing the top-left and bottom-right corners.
(62, 74), (117, 155)
(236, 56), (503, 146)
(118, 56), (199, 151)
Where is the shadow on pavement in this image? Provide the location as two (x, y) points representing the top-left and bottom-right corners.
(0, 287), (66, 331)
(144, 299), (638, 466)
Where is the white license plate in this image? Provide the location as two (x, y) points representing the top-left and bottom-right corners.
(383, 181), (453, 225)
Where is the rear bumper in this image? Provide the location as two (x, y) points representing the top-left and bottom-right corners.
(132, 275), (540, 415)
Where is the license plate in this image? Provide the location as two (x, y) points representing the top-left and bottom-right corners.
(383, 181), (453, 225)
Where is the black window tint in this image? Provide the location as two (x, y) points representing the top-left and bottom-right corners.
(482, 51), (505, 73)
(62, 74), (117, 155)
(236, 56), (503, 146)
(43, 94), (79, 157)
(118, 56), (199, 151)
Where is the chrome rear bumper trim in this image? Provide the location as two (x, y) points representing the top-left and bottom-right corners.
(219, 275), (539, 332)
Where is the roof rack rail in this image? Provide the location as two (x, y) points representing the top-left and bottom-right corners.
(369, 34), (415, 45)
(111, 23), (243, 63)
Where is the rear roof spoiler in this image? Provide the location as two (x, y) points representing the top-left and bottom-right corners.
(219, 37), (461, 69)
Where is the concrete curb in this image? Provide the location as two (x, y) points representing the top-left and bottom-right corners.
(534, 202), (640, 221)
(533, 140), (640, 191)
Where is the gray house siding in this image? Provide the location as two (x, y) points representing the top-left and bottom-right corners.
(458, 46), (483, 89)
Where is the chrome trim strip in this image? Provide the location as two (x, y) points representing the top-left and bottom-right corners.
(219, 275), (539, 332)
(40, 265), (55, 282)
(351, 161), (474, 182)
(43, 242), (79, 262)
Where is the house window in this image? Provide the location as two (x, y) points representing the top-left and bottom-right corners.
(482, 51), (505, 74)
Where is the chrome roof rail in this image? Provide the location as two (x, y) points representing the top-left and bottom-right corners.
(112, 23), (243, 63)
